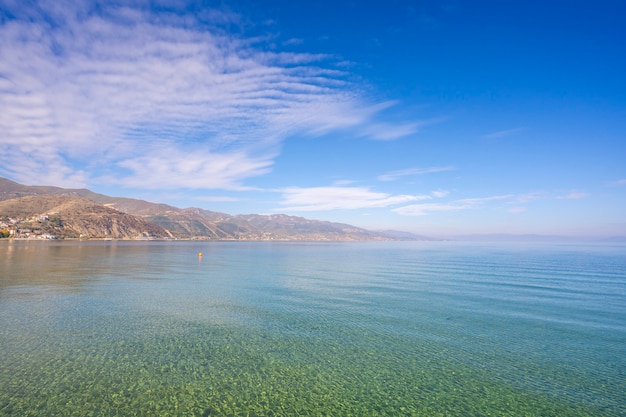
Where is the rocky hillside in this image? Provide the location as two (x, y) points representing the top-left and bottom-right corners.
(0, 177), (422, 240)
(0, 195), (167, 239)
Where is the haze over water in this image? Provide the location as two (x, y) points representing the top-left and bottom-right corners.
(1, 240), (625, 416)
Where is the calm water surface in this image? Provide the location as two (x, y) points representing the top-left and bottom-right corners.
(1, 240), (625, 416)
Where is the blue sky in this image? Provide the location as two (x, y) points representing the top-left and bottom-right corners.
(1, 0), (625, 238)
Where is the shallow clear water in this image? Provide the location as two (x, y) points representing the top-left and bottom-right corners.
(1, 240), (625, 416)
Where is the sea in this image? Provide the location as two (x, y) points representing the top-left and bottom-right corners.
(0, 240), (624, 416)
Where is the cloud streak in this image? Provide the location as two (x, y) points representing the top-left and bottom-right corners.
(278, 186), (430, 211)
(556, 191), (589, 200)
(378, 166), (456, 181)
(393, 194), (513, 216)
(0, 0), (418, 189)
(607, 179), (626, 187)
(482, 127), (526, 140)
(392, 189), (592, 217)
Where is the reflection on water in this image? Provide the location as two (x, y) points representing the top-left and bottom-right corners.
(1, 240), (625, 416)
(1, 240), (157, 289)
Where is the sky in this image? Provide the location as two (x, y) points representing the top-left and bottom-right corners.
(1, 0), (625, 238)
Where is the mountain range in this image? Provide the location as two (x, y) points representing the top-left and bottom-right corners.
(0, 177), (423, 241)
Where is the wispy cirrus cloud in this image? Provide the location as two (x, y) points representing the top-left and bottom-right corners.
(512, 192), (546, 203)
(508, 206), (527, 213)
(392, 203), (467, 216)
(359, 116), (445, 141)
(278, 186), (431, 211)
(482, 127), (527, 140)
(392, 189), (591, 217)
(378, 166), (456, 181)
(556, 191), (589, 200)
(115, 146), (276, 190)
(430, 189), (450, 198)
(607, 179), (626, 187)
(455, 195), (514, 205)
(0, 0), (418, 189)
(393, 194), (512, 216)
(277, 183), (589, 216)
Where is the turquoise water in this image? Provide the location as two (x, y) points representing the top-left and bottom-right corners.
(1, 240), (625, 416)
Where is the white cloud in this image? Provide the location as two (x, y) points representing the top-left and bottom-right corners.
(607, 179), (626, 187)
(482, 127), (526, 140)
(508, 206), (527, 213)
(430, 189), (450, 198)
(557, 191), (589, 200)
(278, 186), (430, 211)
(283, 38), (304, 46)
(513, 192), (546, 203)
(377, 166), (456, 182)
(0, 1), (417, 189)
(393, 194), (513, 216)
(393, 189), (598, 217)
(393, 203), (468, 216)
(455, 194), (513, 205)
(358, 120), (424, 141)
(332, 179), (357, 186)
(362, 116), (446, 142)
(115, 146), (275, 190)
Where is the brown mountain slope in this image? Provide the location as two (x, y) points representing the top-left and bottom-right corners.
(0, 195), (167, 239)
